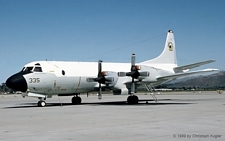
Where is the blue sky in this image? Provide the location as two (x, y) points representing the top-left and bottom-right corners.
(0, 0), (225, 83)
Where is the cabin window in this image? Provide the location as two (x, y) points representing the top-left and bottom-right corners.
(62, 70), (65, 75)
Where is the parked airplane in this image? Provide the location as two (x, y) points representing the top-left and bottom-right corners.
(6, 30), (217, 107)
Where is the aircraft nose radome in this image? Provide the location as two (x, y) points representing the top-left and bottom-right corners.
(6, 73), (27, 92)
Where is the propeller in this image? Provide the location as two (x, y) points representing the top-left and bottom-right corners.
(118, 53), (149, 94)
(93, 60), (115, 99)
(94, 60), (104, 99)
(126, 54), (140, 94)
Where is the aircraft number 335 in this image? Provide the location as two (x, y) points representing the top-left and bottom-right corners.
(29, 78), (40, 83)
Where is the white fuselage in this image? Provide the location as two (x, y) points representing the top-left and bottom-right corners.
(21, 61), (175, 97)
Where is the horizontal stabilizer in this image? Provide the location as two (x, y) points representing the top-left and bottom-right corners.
(173, 60), (215, 73)
(157, 68), (219, 81)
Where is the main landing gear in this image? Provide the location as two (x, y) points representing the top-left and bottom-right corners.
(127, 95), (139, 104)
(71, 95), (82, 104)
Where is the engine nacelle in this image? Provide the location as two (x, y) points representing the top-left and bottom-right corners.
(86, 71), (118, 87)
(104, 71), (119, 87)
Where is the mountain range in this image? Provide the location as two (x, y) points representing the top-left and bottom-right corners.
(165, 71), (225, 89)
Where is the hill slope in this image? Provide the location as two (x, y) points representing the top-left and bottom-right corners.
(166, 71), (225, 89)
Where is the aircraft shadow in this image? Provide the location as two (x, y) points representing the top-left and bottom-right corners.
(3, 99), (195, 109)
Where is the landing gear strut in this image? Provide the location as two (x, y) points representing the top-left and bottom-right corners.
(71, 96), (82, 104)
(127, 95), (139, 104)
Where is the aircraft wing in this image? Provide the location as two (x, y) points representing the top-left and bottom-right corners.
(173, 60), (215, 73)
(157, 68), (219, 82)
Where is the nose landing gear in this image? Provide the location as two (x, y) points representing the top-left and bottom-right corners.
(37, 97), (46, 107)
(38, 100), (46, 107)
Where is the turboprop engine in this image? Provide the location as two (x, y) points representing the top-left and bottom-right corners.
(86, 60), (119, 99)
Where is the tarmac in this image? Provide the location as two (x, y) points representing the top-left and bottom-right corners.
(0, 91), (224, 141)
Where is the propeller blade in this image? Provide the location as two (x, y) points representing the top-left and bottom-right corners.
(131, 54), (136, 72)
(97, 60), (103, 100)
(98, 83), (102, 99)
(98, 60), (102, 77)
(131, 78), (135, 94)
(131, 53), (135, 67)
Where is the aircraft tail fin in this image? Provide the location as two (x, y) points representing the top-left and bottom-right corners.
(141, 30), (177, 65)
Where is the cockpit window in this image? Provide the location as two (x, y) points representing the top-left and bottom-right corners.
(34, 63), (43, 72)
(21, 63), (43, 72)
(23, 67), (34, 72)
(34, 67), (42, 72)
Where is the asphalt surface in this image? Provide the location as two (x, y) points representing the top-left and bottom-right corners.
(0, 91), (224, 141)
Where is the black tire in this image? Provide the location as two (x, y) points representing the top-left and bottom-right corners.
(71, 96), (82, 104)
(127, 96), (132, 104)
(37, 101), (46, 107)
(127, 95), (139, 104)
